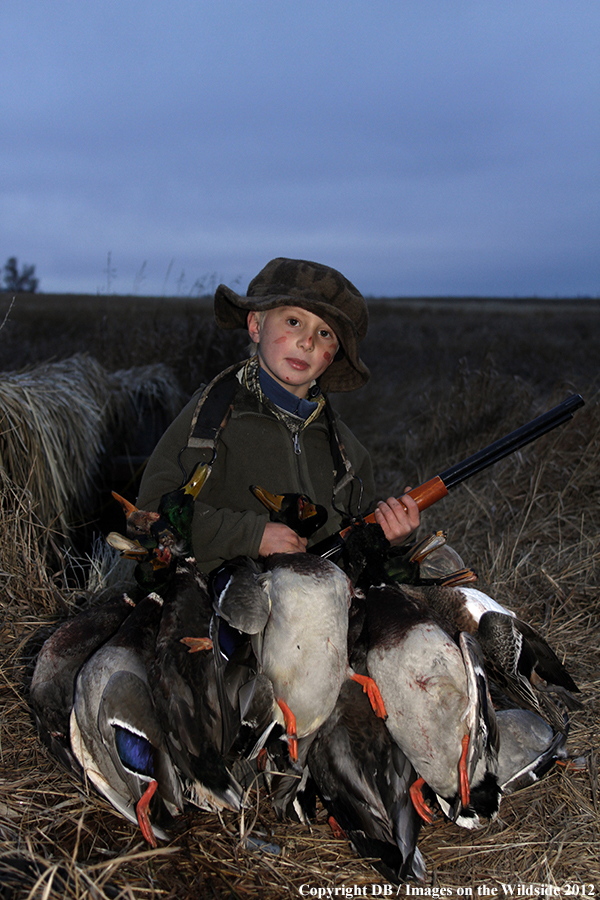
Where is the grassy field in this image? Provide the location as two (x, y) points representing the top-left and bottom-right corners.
(0, 292), (598, 898)
(2, 293), (599, 399)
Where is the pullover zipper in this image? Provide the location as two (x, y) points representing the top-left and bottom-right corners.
(293, 433), (301, 455)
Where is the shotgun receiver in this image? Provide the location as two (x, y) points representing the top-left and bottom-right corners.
(312, 393), (584, 559)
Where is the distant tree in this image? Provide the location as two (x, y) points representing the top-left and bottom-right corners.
(2, 256), (39, 293)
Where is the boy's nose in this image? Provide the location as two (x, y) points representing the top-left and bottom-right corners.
(298, 332), (314, 350)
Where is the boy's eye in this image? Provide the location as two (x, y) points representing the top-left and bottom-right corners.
(319, 329), (333, 339)
(287, 317), (300, 327)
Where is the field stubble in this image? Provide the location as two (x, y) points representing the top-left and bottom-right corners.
(0, 294), (599, 897)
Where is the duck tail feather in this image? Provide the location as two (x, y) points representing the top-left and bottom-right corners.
(459, 632), (500, 772)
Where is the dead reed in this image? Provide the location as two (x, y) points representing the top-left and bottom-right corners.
(0, 357), (598, 896)
(0, 354), (184, 542)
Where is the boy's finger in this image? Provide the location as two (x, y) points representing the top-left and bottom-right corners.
(399, 493), (419, 516)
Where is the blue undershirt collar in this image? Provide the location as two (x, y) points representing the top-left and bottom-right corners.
(258, 367), (319, 420)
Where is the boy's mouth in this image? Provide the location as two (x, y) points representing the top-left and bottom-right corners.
(286, 357), (310, 371)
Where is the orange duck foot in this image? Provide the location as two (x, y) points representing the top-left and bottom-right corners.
(180, 636), (213, 653)
(328, 816), (347, 839)
(256, 748), (269, 772)
(350, 673), (387, 719)
(136, 779), (159, 848)
(458, 733), (471, 807)
(556, 756), (587, 772)
(276, 697), (298, 762)
(409, 777), (436, 825)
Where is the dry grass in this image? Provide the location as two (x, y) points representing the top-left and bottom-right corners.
(0, 354), (184, 542)
(0, 302), (599, 897)
(0, 294), (250, 397)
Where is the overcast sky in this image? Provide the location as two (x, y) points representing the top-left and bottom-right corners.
(2, 1), (599, 298)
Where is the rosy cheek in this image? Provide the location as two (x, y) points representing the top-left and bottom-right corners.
(323, 351), (332, 362)
(273, 335), (288, 345)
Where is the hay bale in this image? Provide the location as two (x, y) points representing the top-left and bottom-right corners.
(0, 354), (184, 541)
(0, 470), (60, 619)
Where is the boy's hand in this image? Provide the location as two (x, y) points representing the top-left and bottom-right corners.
(374, 492), (420, 546)
(259, 522), (308, 556)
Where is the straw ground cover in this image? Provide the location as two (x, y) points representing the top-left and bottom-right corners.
(0, 296), (599, 897)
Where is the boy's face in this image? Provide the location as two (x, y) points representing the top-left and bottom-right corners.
(247, 306), (339, 398)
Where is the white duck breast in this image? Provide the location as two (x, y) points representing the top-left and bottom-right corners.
(365, 584), (500, 828)
(367, 620), (469, 799)
(255, 555), (352, 738)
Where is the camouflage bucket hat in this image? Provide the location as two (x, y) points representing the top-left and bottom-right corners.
(214, 258), (370, 392)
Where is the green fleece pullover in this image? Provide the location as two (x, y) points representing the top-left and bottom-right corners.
(137, 375), (375, 574)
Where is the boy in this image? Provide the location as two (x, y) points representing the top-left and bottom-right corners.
(137, 258), (419, 573)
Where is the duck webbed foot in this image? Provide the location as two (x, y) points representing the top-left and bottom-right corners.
(276, 698), (298, 762)
(349, 673), (387, 719)
(179, 636), (213, 653)
(136, 780), (159, 848)
(458, 733), (471, 807)
(328, 816), (347, 839)
(409, 776), (436, 825)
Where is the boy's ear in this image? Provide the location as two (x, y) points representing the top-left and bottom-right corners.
(247, 311), (261, 344)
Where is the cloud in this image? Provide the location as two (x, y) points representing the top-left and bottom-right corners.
(1, 1), (599, 296)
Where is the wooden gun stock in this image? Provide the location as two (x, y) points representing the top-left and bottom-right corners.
(313, 393), (585, 556)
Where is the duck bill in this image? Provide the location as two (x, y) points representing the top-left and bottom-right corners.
(250, 484), (284, 514)
(111, 491), (138, 518)
(105, 531), (147, 560)
(297, 496), (318, 522)
(183, 461), (210, 499)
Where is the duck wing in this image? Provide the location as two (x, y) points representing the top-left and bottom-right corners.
(478, 611), (581, 730)
(508, 616), (581, 696)
(451, 632), (500, 825)
(211, 556), (271, 634)
(69, 706), (171, 843)
(209, 556), (276, 756)
(70, 592), (181, 843)
(495, 708), (568, 793)
(308, 679), (426, 884)
(97, 668), (183, 812)
(148, 561), (245, 812)
(29, 593), (135, 771)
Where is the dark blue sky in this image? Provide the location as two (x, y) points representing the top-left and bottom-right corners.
(2, 1), (599, 297)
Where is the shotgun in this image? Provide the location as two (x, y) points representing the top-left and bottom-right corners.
(312, 393), (585, 559)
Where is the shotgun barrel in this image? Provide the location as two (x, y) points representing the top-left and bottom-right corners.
(406, 391), (585, 513)
(313, 393), (584, 558)
(436, 392), (585, 492)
